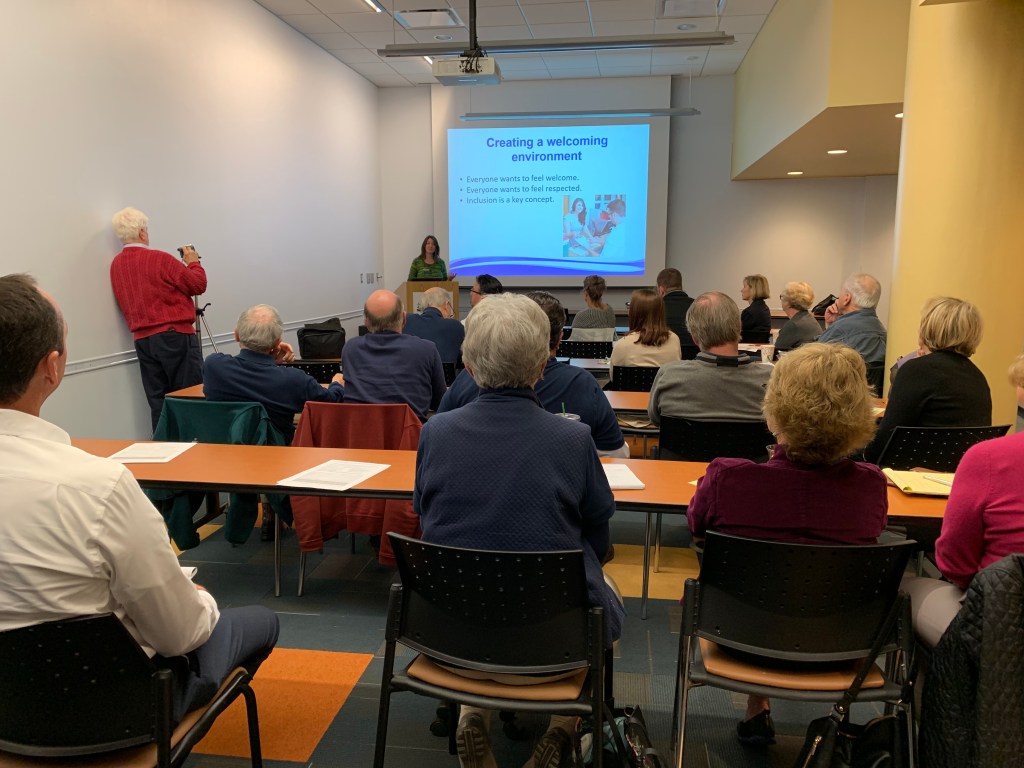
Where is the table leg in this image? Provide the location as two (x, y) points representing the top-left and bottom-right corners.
(641, 512), (652, 620)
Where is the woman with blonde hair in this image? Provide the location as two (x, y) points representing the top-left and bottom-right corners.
(775, 280), (821, 352)
(687, 342), (887, 746)
(609, 288), (680, 374)
(739, 274), (771, 343)
(865, 296), (991, 463)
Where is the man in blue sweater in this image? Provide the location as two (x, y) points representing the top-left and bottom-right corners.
(403, 286), (464, 363)
(341, 290), (446, 421)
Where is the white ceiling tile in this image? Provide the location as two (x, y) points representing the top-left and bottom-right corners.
(597, 50), (653, 66)
(653, 16), (721, 34)
(279, 13), (342, 33)
(597, 67), (653, 77)
(500, 70), (553, 80)
(306, 30), (363, 48)
(593, 20), (655, 35)
(388, 58), (436, 74)
(254, 0), (320, 14)
(393, 0), (461, 10)
(701, 47), (748, 74)
(408, 27), (471, 44)
(652, 46), (708, 63)
(310, 0), (380, 12)
(493, 55), (548, 70)
(474, 5), (527, 26)
(529, 22), (593, 38)
(520, 3), (589, 25)
(371, 75), (419, 87)
(475, 25), (533, 40)
(351, 29), (418, 48)
(541, 51), (599, 67)
(349, 61), (405, 75)
(327, 11), (407, 32)
(331, 47), (386, 62)
(589, 0), (658, 22)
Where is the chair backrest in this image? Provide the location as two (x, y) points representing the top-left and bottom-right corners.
(0, 614), (162, 757)
(442, 361), (457, 386)
(388, 534), (595, 674)
(865, 361), (886, 397)
(281, 359), (342, 383)
(876, 424), (1011, 471)
(690, 532), (916, 661)
(658, 416), (773, 462)
(611, 365), (660, 392)
(155, 398), (284, 446)
(559, 340), (613, 359)
(740, 331), (771, 344)
(293, 401), (422, 450)
(567, 327), (615, 343)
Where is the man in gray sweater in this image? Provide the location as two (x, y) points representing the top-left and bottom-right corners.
(648, 291), (771, 425)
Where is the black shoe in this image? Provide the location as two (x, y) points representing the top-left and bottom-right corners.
(260, 511), (275, 542)
(736, 710), (775, 746)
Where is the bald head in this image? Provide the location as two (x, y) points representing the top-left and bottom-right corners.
(365, 290), (404, 333)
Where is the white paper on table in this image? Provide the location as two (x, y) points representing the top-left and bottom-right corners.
(603, 464), (646, 490)
(276, 460), (390, 492)
(107, 442), (197, 463)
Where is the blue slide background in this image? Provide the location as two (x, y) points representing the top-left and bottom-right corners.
(448, 124), (650, 277)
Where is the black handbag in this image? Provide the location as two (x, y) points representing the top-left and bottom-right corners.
(793, 600), (907, 768)
(297, 317), (345, 359)
(597, 704), (667, 768)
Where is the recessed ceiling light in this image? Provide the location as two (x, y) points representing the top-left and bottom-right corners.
(895, 112), (904, 119)
(677, 23), (696, 31)
(827, 149), (848, 155)
(787, 171), (804, 176)
(434, 34), (453, 41)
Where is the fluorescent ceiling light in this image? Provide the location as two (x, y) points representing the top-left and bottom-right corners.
(378, 31), (733, 58)
(460, 108), (701, 121)
(827, 149), (848, 155)
(362, 0), (383, 12)
(787, 171), (803, 176)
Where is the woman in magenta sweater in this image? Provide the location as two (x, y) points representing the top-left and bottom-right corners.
(687, 343), (886, 746)
(904, 354), (1024, 647)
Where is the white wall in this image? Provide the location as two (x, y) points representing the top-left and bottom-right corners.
(377, 75), (897, 322)
(0, 0), (381, 438)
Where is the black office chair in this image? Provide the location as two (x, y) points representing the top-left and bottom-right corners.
(865, 361), (886, 397)
(656, 416), (773, 463)
(558, 340), (613, 359)
(0, 614), (262, 768)
(609, 365), (660, 392)
(281, 359), (342, 383)
(374, 534), (614, 768)
(674, 532), (917, 767)
(740, 330), (771, 344)
(875, 424), (1011, 471)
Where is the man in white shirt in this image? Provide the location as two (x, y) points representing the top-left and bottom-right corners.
(0, 273), (279, 722)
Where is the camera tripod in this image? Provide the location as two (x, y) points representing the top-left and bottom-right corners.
(195, 300), (219, 353)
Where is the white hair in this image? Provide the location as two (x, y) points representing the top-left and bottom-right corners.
(463, 293), (549, 389)
(111, 207), (149, 244)
(421, 287), (450, 309)
(843, 273), (882, 310)
(236, 304), (283, 354)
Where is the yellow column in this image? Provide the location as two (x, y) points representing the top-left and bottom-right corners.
(890, 0), (1024, 425)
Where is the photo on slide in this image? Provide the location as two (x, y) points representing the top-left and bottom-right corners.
(448, 124), (649, 277)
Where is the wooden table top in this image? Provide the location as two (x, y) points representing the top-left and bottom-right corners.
(604, 390), (649, 412)
(166, 383), (206, 399)
(72, 439), (941, 522)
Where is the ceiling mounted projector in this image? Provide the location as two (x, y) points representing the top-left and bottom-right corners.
(432, 56), (501, 86)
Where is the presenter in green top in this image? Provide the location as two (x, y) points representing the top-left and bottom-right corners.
(408, 235), (454, 280)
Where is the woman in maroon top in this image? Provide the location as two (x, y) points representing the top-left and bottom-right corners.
(688, 342), (887, 746)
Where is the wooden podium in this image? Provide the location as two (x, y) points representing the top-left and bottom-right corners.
(396, 280), (460, 317)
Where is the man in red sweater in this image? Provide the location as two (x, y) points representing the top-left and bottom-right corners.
(110, 207), (207, 431)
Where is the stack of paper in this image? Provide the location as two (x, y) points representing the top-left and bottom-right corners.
(882, 469), (955, 496)
(277, 460), (389, 492)
(603, 464), (646, 490)
(107, 442), (196, 463)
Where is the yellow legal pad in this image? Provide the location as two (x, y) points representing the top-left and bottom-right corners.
(882, 469), (955, 497)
